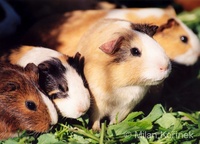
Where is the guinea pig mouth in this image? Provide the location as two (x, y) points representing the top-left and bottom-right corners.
(153, 79), (165, 85)
(144, 78), (166, 86)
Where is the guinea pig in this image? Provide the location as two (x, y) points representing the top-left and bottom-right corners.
(0, 62), (58, 140)
(68, 19), (171, 130)
(22, 6), (200, 66)
(1, 46), (90, 119)
(0, 0), (20, 39)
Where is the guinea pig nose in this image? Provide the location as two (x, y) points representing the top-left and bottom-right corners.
(159, 63), (170, 72)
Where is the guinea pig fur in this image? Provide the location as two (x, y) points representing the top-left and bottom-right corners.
(0, 62), (58, 140)
(1, 46), (90, 119)
(76, 19), (171, 130)
(22, 7), (200, 66)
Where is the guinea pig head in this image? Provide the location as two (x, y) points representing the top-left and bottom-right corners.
(155, 18), (200, 66)
(0, 63), (58, 139)
(38, 54), (90, 119)
(78, 19), (171, 91)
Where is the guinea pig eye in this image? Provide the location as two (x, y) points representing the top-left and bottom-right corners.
(25, 101), (37, 111)
(180, 35), (188, 43)
(130, 47), (141, 57)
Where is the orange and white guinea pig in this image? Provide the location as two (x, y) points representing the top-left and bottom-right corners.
(64, 19), (171, 130)
(1, 46), (90, 119)
(0, 62), (57, 140)
(22, 6), (200, 66)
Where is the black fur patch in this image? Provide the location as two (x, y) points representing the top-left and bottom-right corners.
(38, 58), (68, 99)
(131, 23), (158, 37)
(67, 52), (89, 88)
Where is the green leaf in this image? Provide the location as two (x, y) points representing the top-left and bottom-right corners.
(99, 122), (106, 144)
(143, 104), (165, 122)
(178, 112), (199, 124)
(76, 114), (90, 127)
(37, 133), (59, 144)
(181, 139), (197, 144)
(139, 136), (149, 144)
(155, 113), (182, 131)
(68, 134), (93, 144)
(1, 139), (18, 144)
(190, 128), (200, 137)
(107, 119), (152, 137)
(122, 111), (144, 122)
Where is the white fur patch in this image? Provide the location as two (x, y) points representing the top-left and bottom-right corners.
(55, 63), (90, 118)
(17, 47), (63, 67)
(174, 47), (199, 66)
(105, 9), (128, 19)
(134, 8), (165, 18)
(105, 9), (164, 19)
(134, 31), (171, 83)
(109, 85), (148, 123)
(115, 20), (132, 29)
(39, 91), (58, 125)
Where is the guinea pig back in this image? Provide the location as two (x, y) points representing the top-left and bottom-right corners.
(0, 62), (58, 140)
(21, 7), (200, 66)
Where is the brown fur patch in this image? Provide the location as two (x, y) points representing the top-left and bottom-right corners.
(9, 46), (33, 64)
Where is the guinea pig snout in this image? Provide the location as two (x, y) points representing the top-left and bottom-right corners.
(77, 105), (89, 115)
(158, 61), (171, 73)
(155, 60), (172, 82)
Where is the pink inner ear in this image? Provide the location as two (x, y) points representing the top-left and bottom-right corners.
(99, 36), (123, 54)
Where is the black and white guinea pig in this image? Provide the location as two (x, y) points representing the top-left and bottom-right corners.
(1, 46), (90, 119)
(0, 62), (57, 140)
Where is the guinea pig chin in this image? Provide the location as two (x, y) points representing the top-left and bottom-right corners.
(53, 98), (90, 118)
(141, 65), (171, 85)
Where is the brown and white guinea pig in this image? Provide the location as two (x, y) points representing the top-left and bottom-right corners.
(22, 7), (200, 66)
(0, 62), (57, 140)
(1, 46), (90, 119)
(67, 19), (171, 130)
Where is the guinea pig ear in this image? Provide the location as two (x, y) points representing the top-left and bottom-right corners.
(157, 18), (179, 32)
(24, 63), (39, 82)
(67, 52), (84, 74)
(0, 82), (19, 93)
(99, 36), (124, 55)
(38, 62), (50, 72)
